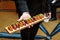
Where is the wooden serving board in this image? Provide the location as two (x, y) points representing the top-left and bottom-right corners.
(5, 14), (47, 33)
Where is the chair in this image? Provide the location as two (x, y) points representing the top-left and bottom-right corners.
(39, 23), (60, 40)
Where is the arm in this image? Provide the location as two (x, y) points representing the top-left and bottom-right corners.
(15, 0), (29, 17)
(15, 0), (32, 21)
(15, 0), (33, 28)
(42, 0), (51, 13)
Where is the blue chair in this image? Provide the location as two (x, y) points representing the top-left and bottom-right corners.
(39, 23), (60, 40)
(39, 23), (51, 40)
(0, 32), (46, 39)
(50, 23), (60, 37)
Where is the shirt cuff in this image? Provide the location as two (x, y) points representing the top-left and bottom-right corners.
(22, 12), (29, 14)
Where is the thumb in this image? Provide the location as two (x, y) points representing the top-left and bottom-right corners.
(17, 16), (23, 21)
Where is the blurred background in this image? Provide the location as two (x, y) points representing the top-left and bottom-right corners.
(0, 0), (60, 40)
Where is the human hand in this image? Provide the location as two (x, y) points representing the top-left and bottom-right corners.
(44, 12), (51, 22)
(17, 12), (33, 28)
(17, 12), (31, 21)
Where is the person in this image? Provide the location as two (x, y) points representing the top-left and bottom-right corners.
(43, 0), (57, 21)
(50, 0), (57, 21)
(15, 0), (44, 40)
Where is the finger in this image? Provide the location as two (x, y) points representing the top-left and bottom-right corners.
(30, 25), (33, 27)
(17, 19), (21, 22)
(44, 13), (46, 16)
(17, 16), (23, 21)
(27, 26), (31, 28)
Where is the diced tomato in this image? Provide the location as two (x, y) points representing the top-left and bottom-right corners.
(33, 16), (40, 21)
(17, 23), (20, 28)
(11, 24), (17, 30)
(8, 25), (13, 31)
(31, 18), (34, 22)
(22, 21), (26, 26)
(19, 22), (24, 27)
